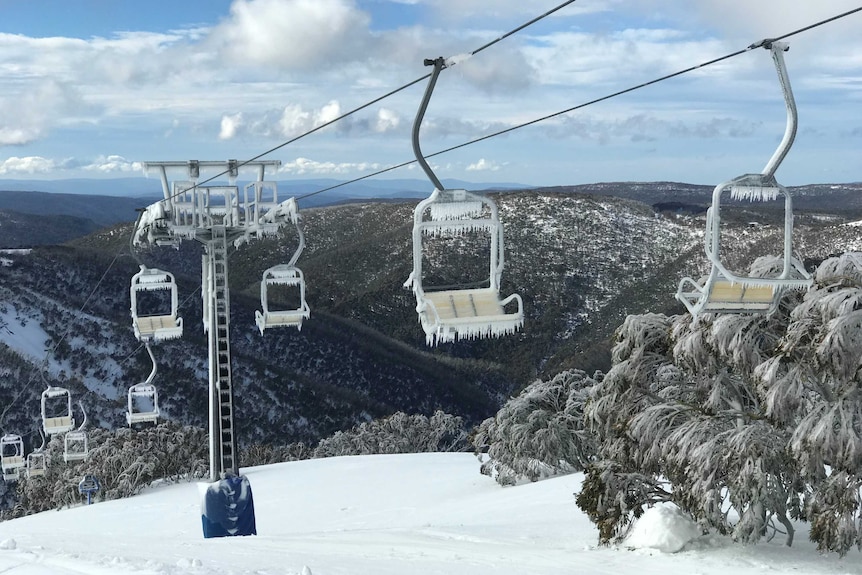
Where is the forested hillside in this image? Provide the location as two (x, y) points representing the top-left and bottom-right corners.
(2, 186), (861, 451)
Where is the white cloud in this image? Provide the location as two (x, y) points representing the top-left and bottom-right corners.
(0, 79), (93, 145)
(425, 0), (617, 22)
(213, 0), (372, 70)
(0, 156), (58, 175)
(82, 155), (144, 173)
(318, 101), (342, 125)
(0, 128), (38, 146)
(278, 100), (342, 137)
(220, 101), (402, 140)
(219, 113), (244, 140)
(279, 156), (381, 175)
(454, 45), (536, 93)
(466, 158), (503, 172)
(0, 0), (856, 185)
(374, 108), (401, 133)
(647, 0), (861, 41)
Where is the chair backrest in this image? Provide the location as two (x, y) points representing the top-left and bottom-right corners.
(408, 189), (505, 297)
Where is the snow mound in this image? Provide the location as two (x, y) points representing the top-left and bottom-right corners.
(0, 539), (15, 550)
(624, 504), (701, 553)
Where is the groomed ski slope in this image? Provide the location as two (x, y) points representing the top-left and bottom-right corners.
(1, 452), (861, 575)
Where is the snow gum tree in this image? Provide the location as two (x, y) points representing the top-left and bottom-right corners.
(473, 369), (598, 486)
(578, 253), (862, 555)
(3, 423), (208, 519)
(312, 410), (469, 457)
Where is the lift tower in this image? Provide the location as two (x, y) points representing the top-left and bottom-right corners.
(132, 159), (297, 484)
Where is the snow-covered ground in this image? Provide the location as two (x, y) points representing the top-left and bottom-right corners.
(0, 304), (50, 363)
(1, 453), (861, 575)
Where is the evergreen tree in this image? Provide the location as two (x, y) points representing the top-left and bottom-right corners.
(313, 410), (469, 457)
(578, 253), (862, 555)
(474, 369), (598, 486)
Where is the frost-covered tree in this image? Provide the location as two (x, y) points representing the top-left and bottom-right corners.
(578, 253), (862, 555)
(241, 442), (312, 466)
(473, 369), (598, 486)
(312, 410), (469, 457)
(4, 423), (207, 519)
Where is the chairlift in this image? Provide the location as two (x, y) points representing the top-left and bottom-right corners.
(127, 342), (160, 425)
(256, 265), (311, 333)
(255, 195), (310, 333)
(26, 452), (47, 478)
(63, 431), (89, 463)
(26, 430), (47, 478)
(130, 265), (183, 342)
(1, 433), (25, 482)
(676, 41), (812, 317)
(63, 403), (89, 463)
(404, 57), (523, 345)
(41, 386), (75, 435)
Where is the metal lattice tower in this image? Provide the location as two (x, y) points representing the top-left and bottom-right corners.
(133, 159), (300, 481)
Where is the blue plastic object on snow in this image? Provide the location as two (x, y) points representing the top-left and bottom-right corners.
(201, 474), (257, 538)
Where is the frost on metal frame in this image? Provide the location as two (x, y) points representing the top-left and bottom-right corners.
(130, 265), (183, 343)
(1, 433), (25, 482)
(675, 42), (812, 318)
(406, 188), (524, 346)
(127, 342), (160, 426)
(445, 52), (473, 68)
(41, 386), (75, 436)
(255, 264), (311, 334)
(407, 55), (523, 345)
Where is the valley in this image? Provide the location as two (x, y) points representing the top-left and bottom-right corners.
(1, 182), (861, 451)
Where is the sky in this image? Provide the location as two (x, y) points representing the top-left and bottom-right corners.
(3, 453), (862, 574)
(0, 0), (859, 192)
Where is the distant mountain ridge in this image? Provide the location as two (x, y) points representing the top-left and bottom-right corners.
(0, 176), (530, 205)
(543, 181), (862, 215)
(3, 181), (861, 249)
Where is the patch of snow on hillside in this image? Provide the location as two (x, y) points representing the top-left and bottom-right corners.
(0, 304), (50, 362)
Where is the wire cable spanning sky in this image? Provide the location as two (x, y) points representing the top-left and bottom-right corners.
(0, 0), (860, 187)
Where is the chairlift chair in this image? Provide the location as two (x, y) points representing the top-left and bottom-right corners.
(25, 430), (47, 478)
(404, 57), (523, 345)
(41, 386), (75, 435)
(255, 195), (310, 333)
(63, 430), (89, 463)
(63, 402), (89, 463)
(127, 342), (160, 425)
(675, 41), (812, 317)
(26, 451), (47, 478)
(130, 265), (183, 342)
(256, 265), (311, 333)
(1, 434), (25, 482)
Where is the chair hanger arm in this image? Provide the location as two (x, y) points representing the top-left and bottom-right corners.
(760, 41), (797, 177)
(412, 57), (447, 191)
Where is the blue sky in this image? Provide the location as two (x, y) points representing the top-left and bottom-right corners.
(0, 0), (859, 189)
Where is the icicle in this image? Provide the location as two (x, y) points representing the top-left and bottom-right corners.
(730, 184), (781, 202)
(134, 267), (175, 289)
(429, 200), (484, 220)
(264, 265), (302, 285)
(421, 220), (496, 237)
(424, 317), (523, 346)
